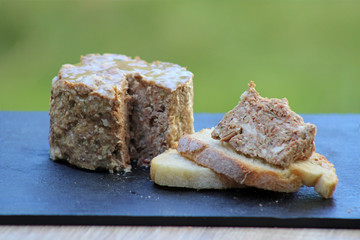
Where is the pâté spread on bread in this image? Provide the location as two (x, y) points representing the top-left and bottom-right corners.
(152, 82), (338, 198)
(49, 54), (194, 172)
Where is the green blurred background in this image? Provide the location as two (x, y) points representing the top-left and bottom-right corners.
(0, 0), (359, 113)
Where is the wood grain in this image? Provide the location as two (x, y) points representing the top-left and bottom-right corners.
(1, 227), (360, 240)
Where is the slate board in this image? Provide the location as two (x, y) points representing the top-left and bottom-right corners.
(0, 112), (359, 228)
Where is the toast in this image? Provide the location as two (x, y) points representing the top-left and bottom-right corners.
(150, 149), (244, 189)
(177, 129), (338, 198)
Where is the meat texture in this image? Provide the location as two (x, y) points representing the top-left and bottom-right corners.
(49, 54), (194, 172)
(211, 81), (316, 167)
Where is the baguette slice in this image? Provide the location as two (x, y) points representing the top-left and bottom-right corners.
(150, 149), (244, 189)
(177, 129), (338, 198)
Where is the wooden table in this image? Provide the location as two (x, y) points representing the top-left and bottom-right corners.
(1, 112), (360, 239)
(1, 226), (360, 239)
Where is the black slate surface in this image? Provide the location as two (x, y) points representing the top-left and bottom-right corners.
(0, 112), (359, 227)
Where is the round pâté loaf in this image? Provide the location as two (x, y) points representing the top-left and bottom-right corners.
(49, 54), (194, 172)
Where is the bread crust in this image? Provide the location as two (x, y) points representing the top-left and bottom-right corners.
(290, 153), (338, 199)
(177, 129), (338, 198)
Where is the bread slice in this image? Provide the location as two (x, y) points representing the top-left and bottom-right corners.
(150, 149), (244, 189)
(177, 129), (338, 198)
(290, 155), (338, 199)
